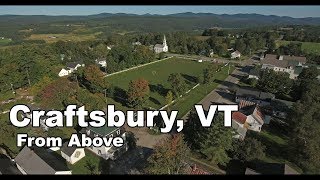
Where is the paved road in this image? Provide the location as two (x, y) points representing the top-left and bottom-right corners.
(181, 57), (254, 120)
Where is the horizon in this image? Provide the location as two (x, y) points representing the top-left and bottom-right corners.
(0, 6), (319, 18)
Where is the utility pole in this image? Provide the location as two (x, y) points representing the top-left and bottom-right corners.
(74, 73), (79, 88)
(26, 69), (31, 87)
(103, 89), (108, 105)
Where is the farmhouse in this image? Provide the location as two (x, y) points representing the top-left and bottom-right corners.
(81, 125), (128, 160)
(61, 141), (85, 164)
(95, 58), (107, 67)
(154, 35), (168, 53)
(231, 111), (248, 140)
(231, 50), (241, 59)
(15, 146), (71, 174)
(58, 61), (85, 77)
(260, 54), (307, 79)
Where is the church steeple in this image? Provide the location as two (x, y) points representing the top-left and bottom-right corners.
(163, 35), (167, 47)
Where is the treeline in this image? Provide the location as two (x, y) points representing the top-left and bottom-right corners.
(0, 38), (155, 94)
(281, 26), (320, 43)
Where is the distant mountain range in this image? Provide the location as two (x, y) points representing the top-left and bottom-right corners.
(1, 12), (320, 33)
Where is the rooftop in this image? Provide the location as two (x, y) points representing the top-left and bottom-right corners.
(87, 125), (119, 136)
(232, 112), (247, 124)
(14, 146), (70, 174)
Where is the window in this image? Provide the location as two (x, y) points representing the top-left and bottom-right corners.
(74, 151), (81, 158)
(117, 129), (121, 135)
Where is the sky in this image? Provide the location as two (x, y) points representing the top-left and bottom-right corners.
(0, 6), (319, 18)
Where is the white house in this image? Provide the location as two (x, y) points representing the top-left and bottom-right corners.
(15, 146), (72, 175)
(260, 54), (307, 79)
(198, 59), (203, 63)
(58, 61), (85, 77)
(82, 125), (128, 160)
(95, 58), (107, 67)
(58, 68), (71, 77)
(61, 142), (85, 165)
(132, 41), (142, 46)
(231, 50), (241, 59)
(232, 111), (248, 140)
(154, 35), (168, 53)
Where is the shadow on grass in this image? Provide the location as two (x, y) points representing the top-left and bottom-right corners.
(181, 73), (198, 84)
(113, 86), (128, 107)
(149, 97), (161, 105)
(149, 84), (170, 97)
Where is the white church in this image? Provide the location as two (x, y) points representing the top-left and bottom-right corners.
(154, 35), (168, 53)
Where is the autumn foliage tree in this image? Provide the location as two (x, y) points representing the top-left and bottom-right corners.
(81, 65), (108, 93)
(127, 78), (150, 108)
(38, 78), (76, 109)
(146, 134), (190, 174)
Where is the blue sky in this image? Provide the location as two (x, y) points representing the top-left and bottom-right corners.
(0, 6), (319, 18)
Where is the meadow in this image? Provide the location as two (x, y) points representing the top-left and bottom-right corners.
(105, 57), (232, 118)
(277, 40), (320, 55)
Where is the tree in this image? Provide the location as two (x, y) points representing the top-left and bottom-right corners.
(203, 65), (216, 84)
(199, 115), (233, 165)
(184, 111), (233, 165)
(159, 52), (165, 60)
(230, 138), (266, 162)
(127, 78), (150, 108)
(167, 73), (187, 97)
(165, 91), (173, 110)
(298, 66), (319, 81)
(38, 78), (76, 109)
(126, 131), (137, 150)
(288, 81), (320, 173)
(257, 69), (293, 96)
(81, 65), (108, 93)
(146, 134), (190, 174)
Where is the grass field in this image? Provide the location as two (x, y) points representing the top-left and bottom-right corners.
(276, 40), (320, 55)
(0, 38), (12, 46)
(106, 57), (232, 118)
(26, 32), (102, 43)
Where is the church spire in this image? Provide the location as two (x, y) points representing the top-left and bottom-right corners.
(163, 35), (167, 47)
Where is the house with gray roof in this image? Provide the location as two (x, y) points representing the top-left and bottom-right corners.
(80, 125), (128, 160)
(235, 87), (275, 106)
(260, 54), (306, 79)
(14, 146), (71, 174)
(61, 141), (85, 165)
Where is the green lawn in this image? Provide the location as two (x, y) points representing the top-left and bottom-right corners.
(106, 57), (232, 117)
(277, 40), (320, 55)
(0, 38), (12, 46)
(68, 149), (109, 174)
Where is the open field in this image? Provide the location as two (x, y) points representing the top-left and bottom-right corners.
(25, 32), (102, 43)
(106, 57), (231, 117)
(276, 40), (320, 55)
